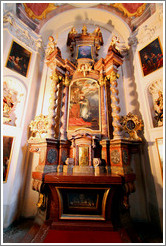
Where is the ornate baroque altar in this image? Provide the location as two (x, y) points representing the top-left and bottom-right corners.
(28, 26), (143, 240)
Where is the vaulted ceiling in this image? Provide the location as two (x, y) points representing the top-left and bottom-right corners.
(14, 3), (155, 33)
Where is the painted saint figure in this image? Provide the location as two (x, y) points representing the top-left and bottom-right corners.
(68, 80), (99, 131)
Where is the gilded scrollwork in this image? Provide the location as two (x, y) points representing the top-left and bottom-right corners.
(63, 73), (70, 86)
(29, 114), (49, 139)
(77, 63), (92, 77)
(120, 112), (144, 141)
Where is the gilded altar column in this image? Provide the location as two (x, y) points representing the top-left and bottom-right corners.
(47, 71), (59, 138)
(109, 71), (122, 139)
(60, 73), (70, 140)
(99, 72), (108, 138)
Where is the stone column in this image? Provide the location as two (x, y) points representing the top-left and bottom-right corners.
(47, 71), (59, 138)
(124, 32), (140, 115)
(109, 70), (122, 139)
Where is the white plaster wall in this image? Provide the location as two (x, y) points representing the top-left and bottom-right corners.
(129, 3), (163, 230)
(3, 25), (42, 227)
(3, 4), (163, 232)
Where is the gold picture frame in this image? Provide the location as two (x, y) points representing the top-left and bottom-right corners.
(67, 78), (101, 133)
(76, 45), (93, 60)
(3, 136), (15, 183)
(138, 37), (163, 77)
(5, 40), (32, 77)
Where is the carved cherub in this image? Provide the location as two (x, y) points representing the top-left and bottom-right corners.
(110, 35), (128, 56)
(45, 36), (57, 57)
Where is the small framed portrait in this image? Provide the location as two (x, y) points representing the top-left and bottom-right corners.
(139, 37), (163, 76)
(3, 136), (14, 182)
(77, 45), (92, 59)
(6, 40), (32, 77)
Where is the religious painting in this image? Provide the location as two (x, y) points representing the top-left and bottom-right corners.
(6, 40), (31, 77)
(77, 45), (92, 59)
(68, 79), (100, 131)
(156, 138), (163, 179)
(3, 136), (14, 182)
(139, 38), (163, 76)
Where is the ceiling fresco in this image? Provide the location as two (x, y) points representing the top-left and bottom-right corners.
(14, 3), (155, 33)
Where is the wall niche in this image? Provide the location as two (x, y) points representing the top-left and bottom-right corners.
(148, 79), (163, 128)
(3, 77), (26, 127)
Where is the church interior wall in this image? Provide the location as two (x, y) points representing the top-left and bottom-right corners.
(3, 21), (43, 227)
(2, 3), (163, 233)
(128, 5), (163, 229)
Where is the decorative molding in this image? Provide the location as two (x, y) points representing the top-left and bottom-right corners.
(120, 112), (144, 141)
(112, 3), (146, 17)
(137, 24), (157, 45)
(3, 79), (25, 126)
(137, 7), (163, 45)
(128, 31), (138, 47)
(148, 79), (163, 95)
(3, 12), (43, 53)
(3, 81), (19, 125)
(148, 79), (163, 127)
(110, 149), (120, 164)
(77, 63), (92, 77)
(156, 3), (163, 23)
(29, 114), (49, 139)
(23, 3), (57, 20)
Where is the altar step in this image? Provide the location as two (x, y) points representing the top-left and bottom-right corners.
(21, 221), (139, 243)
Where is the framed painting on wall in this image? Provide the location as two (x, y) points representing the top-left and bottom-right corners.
(139, 37), (163, 76)
(6, 40), (32, 77)
(77, 45), (92, 59)
(3, 136), (14, 182)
